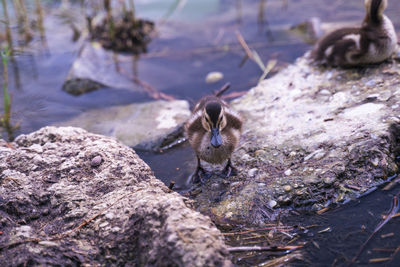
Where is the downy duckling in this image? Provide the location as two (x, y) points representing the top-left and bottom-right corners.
(312, 0), (397, 67)
(185, 95), (242, 183)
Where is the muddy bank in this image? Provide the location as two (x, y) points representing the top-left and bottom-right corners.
(191, 53), (400, 226)
(0, 127), (231, 266)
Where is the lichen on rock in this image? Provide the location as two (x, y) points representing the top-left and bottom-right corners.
(0, 126), (231, 266)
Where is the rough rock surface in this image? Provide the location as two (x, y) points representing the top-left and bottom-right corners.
(0, 127), (231, 266)
(57, 100), (190, 150)
(191, 54), (400, 226)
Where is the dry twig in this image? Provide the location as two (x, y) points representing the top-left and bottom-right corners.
(227, 244), (303, 253)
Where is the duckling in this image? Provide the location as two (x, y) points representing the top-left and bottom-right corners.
(312, 0), (397, 67)
(185, 95), (242, 183)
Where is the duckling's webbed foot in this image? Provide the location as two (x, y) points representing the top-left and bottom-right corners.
(191, 158), (211, 184)
(221, 158), (238, 178)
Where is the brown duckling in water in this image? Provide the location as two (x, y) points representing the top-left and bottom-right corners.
(185, 94), (242, 183)
(312, 0), (397, 67)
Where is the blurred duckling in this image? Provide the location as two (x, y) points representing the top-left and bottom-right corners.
(312, 0), (397, 67)
(185, 88), (242, 183)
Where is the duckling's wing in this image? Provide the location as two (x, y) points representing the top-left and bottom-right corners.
(312, 28), (360, 61)
(225, 112), (243, 131)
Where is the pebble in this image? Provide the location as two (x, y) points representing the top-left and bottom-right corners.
(284, 169), (292, 176)
(365, 79), (376, 87)
(16, 225), (32, 238)
(371, 158), (379, 167)
(314, 151), (326, 160)
(99, 222), (109, 228)
(91, 155), (103, 167)
(268, 200), (277, 208)
(304, 175), (319, 184)
(28, 144), (43, 153)
(254, 150), (266, 158)
(289, 151), (297, 157)
(105, 212), (114, 220)
(205, 71), (224, 83)
(39, 241), (58, 247)
(324, 176), (336, 185)
(296, 188), (307, 196)
(111, 227), (121, 232)
(304, 149), (324, 161)
(248, 168), (258, 178)
(283, 185), (292, 192)
(319, 89), (331, 96)
(240, 153), (252, 162)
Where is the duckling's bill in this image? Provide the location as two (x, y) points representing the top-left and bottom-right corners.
(211, 128), (222, 148)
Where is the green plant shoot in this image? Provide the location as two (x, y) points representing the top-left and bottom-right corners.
(1, 46), (11, 128)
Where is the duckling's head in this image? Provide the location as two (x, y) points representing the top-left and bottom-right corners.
(364, 0), (387, 23)
(201, 102), (227, 148)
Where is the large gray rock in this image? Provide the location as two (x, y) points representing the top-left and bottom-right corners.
(63, 42), (142, 95)
(0, 126), (231, 266)
(191, 54), (400, 226)
(57, 100), (190, 150)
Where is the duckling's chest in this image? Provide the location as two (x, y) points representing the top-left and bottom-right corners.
(196, 132), (235, 164)
(365, 17), (398, 61)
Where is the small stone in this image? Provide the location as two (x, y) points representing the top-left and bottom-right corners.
(324, 176), (335, 185)
(254, 150), (266, 158)
(371, 158), (379, 167)
(365, 79), (376, 87)
(248, 168), (258, 178)
(268, 200), (277, 208)
(319, 89), (331, 96)
(28, 144), (43, 153)
(99, 222), (109, 228)
(304, 175), (319, 184)
(39, 241), (58, 247)
(284, 169), (292, 176)
(296, 188), (307, 196)
(304, 149), (324, 161)
(16, 225), (32, 238)
(105, 212), (114, 220)
(205, 71), (224, 83)
(289, 151), (297, 157)
(240, 154), (252, 162)
(91, 155), (103, 167)
(314, 151), (326, 160)
(111, 227), (121, 232)
(283, 185), (292, 192)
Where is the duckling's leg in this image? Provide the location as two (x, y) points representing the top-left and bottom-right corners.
(221, 158), (238, 177)
(191, 157), (210, 184)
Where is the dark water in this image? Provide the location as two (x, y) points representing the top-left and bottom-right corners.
(2, 0), (400, 266)
(287, 182), (400, 266)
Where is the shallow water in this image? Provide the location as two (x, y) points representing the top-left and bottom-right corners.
(287, 183), (400, 266)
(2, 0), (400, 266)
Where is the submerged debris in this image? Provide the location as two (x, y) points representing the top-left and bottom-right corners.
(223, 223), (305, 266)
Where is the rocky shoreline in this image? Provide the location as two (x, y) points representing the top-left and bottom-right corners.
(2, 51), (400, 264)
(190, 54), (400, 226)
